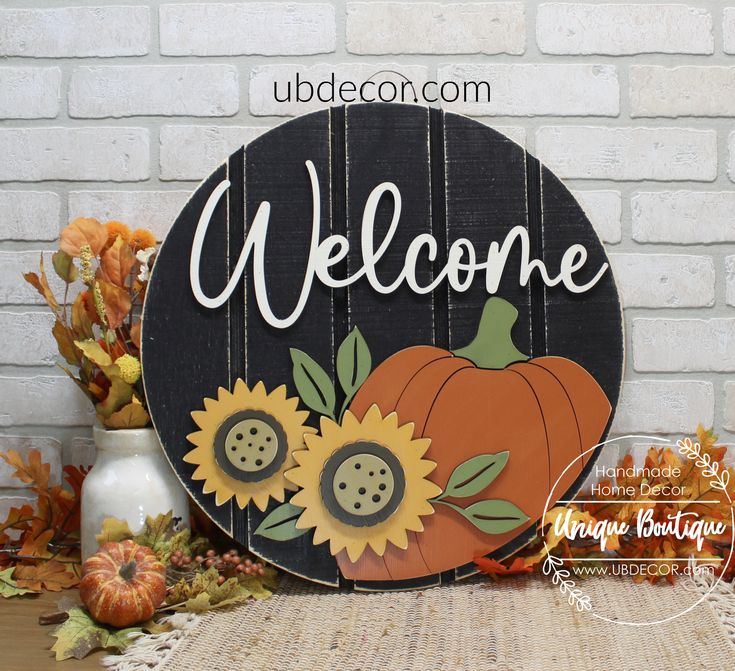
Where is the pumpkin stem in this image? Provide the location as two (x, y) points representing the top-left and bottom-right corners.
(119, 560), (137, 582)
(452, 297), (529, 369)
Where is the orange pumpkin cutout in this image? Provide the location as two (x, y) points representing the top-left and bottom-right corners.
(338, 297), (611, 581)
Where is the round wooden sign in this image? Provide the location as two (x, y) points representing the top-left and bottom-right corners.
(142, 103), (623, 590)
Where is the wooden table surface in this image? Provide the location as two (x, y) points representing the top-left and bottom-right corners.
(0, 591), (104, 670)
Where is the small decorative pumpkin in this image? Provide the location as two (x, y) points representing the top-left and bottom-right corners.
(80, 539), (166, 627)
(341, 297), (612, 581)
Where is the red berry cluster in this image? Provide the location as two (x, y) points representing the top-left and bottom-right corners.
(169, 548), (265, 586)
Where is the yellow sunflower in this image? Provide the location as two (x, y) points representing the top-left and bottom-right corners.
(285, 405), (442, 562)
(185, 379), (314, 511)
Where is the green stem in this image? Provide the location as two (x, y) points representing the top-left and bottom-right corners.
(452, 297), (529, 369)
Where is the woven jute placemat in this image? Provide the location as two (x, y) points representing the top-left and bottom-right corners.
(116, 573), (735, 671)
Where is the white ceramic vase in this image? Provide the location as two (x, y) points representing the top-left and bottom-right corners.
(80, 426), (190, 560)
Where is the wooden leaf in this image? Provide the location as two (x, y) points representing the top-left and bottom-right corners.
(52, 319), (80, 366)
(52, 250), (78, 284)
(289, 348), (336, 419)
(51, 607), (141, 660)
(100, 235), (136, 287)
(97, 279), (132, 330)
(102, 402), (150, 429)
(445, 500), (529, 535)
(60, 217), (107, 257)
(14, 560), (79, 592)
(336, 326), (371, 408)
(441, 452), (509, 499)
(254, 502), (308, 542)
(95, 517), (133, 546)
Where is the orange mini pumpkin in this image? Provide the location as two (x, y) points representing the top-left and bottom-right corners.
(80, 539), (166, 627)
(339, 297), (612, 581)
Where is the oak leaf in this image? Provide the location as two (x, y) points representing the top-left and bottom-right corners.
(14, 560), (79, 592)
(0, 448), (50, 490)
(103, 402), (150, 429)
(0, 566), (36, 598)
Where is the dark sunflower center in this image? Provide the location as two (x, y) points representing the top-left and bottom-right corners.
(320, 441), (405, 527)
(214, 409), (287, 483)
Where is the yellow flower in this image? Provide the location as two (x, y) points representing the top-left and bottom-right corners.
(185, 380), (314, 511)
(285, 405), (441, 562)
(115, 354), (141, 384)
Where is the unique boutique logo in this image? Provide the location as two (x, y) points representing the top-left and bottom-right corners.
(540, 436), (734, 625)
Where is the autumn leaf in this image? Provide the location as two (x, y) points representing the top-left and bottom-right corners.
(100, 235), (136, 287)
(0, 566), (37, 598)
(166, 568), (259, 613)
(51, 607), (141, 660)
(130, 321), (141, 349)
(19, 527), (54, 559)
(14, 560), (79, 592)
(0, 448), (50, 490)
(95, 374), (134, 419)
(0, 504), (35, 535)
(103, 402), (150, 429)
(73, 339), (113, 368)
(60, 218), (107, 257)
(22, 254), (59, 313)
(70, 293), (95, 340)
(95, 517), (133, 546)
(97, 279), (132, 330)
(52, 319), (80, 366)
(474, 556), (533, 581)
(52, 250), (79, 284)
(134, 511), (174, 553)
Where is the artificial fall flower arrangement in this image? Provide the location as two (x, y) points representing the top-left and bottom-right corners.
(23, 217), (157, 429)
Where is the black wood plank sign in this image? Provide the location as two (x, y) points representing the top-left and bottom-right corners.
(142, 103), (623, 590)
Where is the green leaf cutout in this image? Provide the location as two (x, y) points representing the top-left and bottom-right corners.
(441, 500), (529, 535)
(254, 502), (308, 542)
(336, 327), (372, 417)
(439, 452), (509, 500)
(290, 348), (336, 420)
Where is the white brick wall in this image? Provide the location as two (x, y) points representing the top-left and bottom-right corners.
(0, 192), (60, 241)
(0, 128), (150, 182)
(535, 127), (717, 181)
(159, 2), (336, 56)
(610, 254), (715, 308)
(1, 0), (733, 475)
(0, 67), (61, 119)
(630, 66), (735, 117)
(633, 319), (735, 372)
(536, 4), (713, 55)
(69, 65), (239, 119)
(632, 192), (735, 243)
(438, 64), (619, 116)
(0, 6), (151, 58)
(346, 2), (525, 55)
